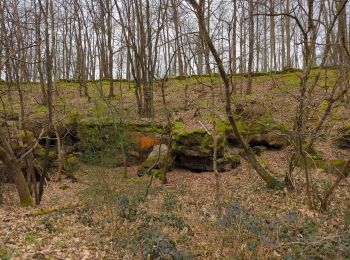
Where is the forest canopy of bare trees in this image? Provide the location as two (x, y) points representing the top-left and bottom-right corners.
(1, 1), (349, 80)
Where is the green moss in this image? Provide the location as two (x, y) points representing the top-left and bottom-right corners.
(66, 154), (79, 164)
(34, 208), (58, 216)
(127, 177), (143, 184)
(91, 102), (109, 117)
(318, 159), (347, 173)
(129, 122), (164, 134)
(216, 119), (231, 134)
(34, 145), (46, 157)
(65, 108), (81, 125)
(152, 169), (165, 182)
(248, 113), (286, 134)
(35, 105), (47, 113)
(59, 184), (70, 190)
(295, 154), (347, 174)
(339, 124), (350, 133)
(331, 114), (344, 121)
(77, 120), (131, 167)
(21, 195), (34, 207)
(329, 159), (346, 167)
(216, 112), (286, 138)
(142, 154), (162, 168)
(282, 67), (302, 73)
(172, 125), (225, 159)
(64, 155), (80, 173)
(172, 118), (186, 133)
(0, 247), (10, 258)
(305, 146), (323, 161)
(19, 130), (35, 143)
(34, 145), (57, 161)
(48, 151), (57, 160)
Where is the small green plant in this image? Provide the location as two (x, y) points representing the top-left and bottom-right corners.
(64, 154), (80, 172)
(59, 184), (70, 190)
(24, 232), (35, 244)
(55, 240), (65, 248)
(0, 247), (10, 260)
(162, 192), (177, 212)
(42, 218), (56, 233)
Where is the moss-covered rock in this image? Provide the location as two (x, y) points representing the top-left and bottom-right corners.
(128, 122), (164, 134)
(77, 119), (129, 167)
(77, 118), (165, 167)
(64, 154), (80, 173)
(175, 152), (240, 172)
(217, 112), (288, 148)
(19, 130), (35, 143)
(34, 145), (57, 161)
(138, 144), (174, 179)
(171, 119), (241, 172)
(172, 121), (224, 158)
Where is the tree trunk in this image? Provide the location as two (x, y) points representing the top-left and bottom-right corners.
(0, 142), (33, 207)
(188, 0), (283, 189)
(269, 0), (276, 71)
(246, 0), (254, 94)
(285, 0), (292, 67)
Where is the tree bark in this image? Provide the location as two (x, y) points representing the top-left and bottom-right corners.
(0, 134), (33, 207)
(246, 0), (254, 94)
(187, 0), (283, 189)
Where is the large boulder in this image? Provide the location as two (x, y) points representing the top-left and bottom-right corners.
(175, 151), (240, 172)
(171, 121), (240, 172)
(172, 129), (224, 158)
(127, 132), (161, 166)
(138, 144), (174, 181)
(64, 154), (80, 173)
(246, 132), (288, 148)
(217, 112), (288, 148)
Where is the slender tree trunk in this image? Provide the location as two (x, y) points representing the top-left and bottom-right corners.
(107, 0), (115, 97)
(188, 0), (283, 189)
(246, 0), (254, 94)
(269, 0), (276, 71)
(0, 135), (33, 207)
(285, 0), (292, 67)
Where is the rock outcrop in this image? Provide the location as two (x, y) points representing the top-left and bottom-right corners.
(138, 144), (174, 180)
(171, 121), (240, 172)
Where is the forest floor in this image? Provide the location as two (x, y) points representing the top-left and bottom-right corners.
(1, 158), (349, 259)
(1, 69), (350, 259)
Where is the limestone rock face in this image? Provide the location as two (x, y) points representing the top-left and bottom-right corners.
(172, 129), (224, 158)
(246, 132), (288, 148)
(171, 125), (240, 172)
(77, 119), (162, 167)
(175, 152), (240, 172)
(140, 144), (174, 171)
(221, 113), (289, 149)
(138, 144), (174, 181)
